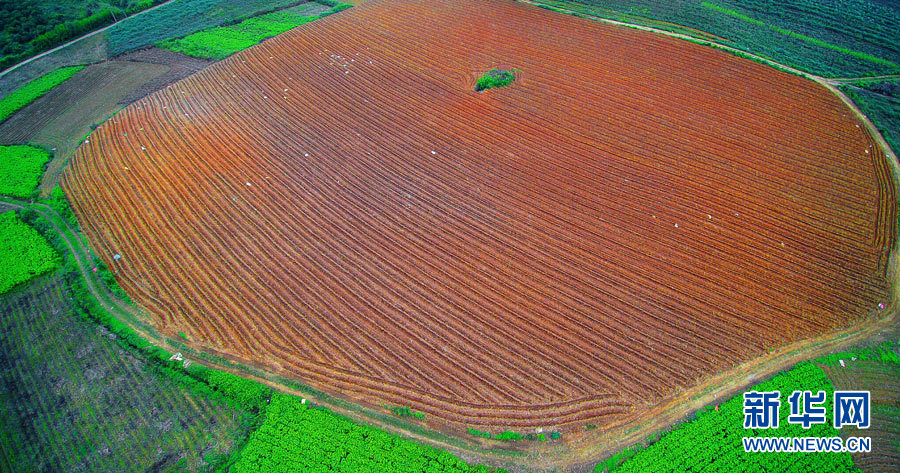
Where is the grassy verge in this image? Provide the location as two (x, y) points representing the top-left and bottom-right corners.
(0, 66), (83, 123)
(0, 145), (51, 198)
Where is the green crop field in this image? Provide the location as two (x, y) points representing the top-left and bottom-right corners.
(0, 210), (59, 295)
(596, 342), (900, 472)
(0, 66), (82, 123)
(229, 392), (508, 473)
(0, 145), (50, 198)
(531, 0), (900, 77)
(157, 3), (342, 60)
(106, 0), (325, 56)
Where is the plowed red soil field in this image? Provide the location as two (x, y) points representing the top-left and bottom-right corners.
(62, 0), (897, 432)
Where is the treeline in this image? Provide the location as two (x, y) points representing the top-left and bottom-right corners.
(0, 0), (167, 71)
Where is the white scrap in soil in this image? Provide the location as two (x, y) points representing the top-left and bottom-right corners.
(840, 359), (845, 367)
(246, 182), (252, 186)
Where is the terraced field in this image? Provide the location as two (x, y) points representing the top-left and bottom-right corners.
(62, 0), (897, 433)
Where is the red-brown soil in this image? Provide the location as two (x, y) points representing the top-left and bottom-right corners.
(62, 0), (897, 433)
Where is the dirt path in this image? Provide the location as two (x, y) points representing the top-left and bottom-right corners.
(0, 0), (177, 79)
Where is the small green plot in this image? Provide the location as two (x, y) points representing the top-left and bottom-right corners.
(0, 145), (51, 198)
(0, 211), (60, 295)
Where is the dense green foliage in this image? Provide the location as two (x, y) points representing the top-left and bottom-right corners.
(0, 0), (166, 71)
(107, 0), (322, 56)
(0, 211), (59, 294)
(0, 145), (50, 198)
(840, 82), (900, 157)
(475, 69), (517, 92)
(228, 392), (510, 473)
(536, 0), (900, 77)
(593, 343), (900, 472)
(156, 4), (340, 60)
(0, 66), (82, 122)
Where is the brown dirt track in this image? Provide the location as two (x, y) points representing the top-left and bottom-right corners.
(62, 0), (897, 438)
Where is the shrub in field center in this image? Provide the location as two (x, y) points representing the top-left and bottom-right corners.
(475, 68), (517, 91)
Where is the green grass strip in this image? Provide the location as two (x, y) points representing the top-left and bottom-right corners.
(0, 66), (84, 123)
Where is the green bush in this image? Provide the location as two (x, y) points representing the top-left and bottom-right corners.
(206, 370), (272, 412)
(467, 428), (492, 439)
(493, 431), (522, 441)
(0, 66), (83, 123)
(0, 211), (60, 294)
(475, 69), (516, 92)
(0, 145), (51, 198)
(389, 405), (426, 419)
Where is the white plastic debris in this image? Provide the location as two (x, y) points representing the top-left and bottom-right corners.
(246, 182), (252, 186)
(840, 359), (845, 367)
